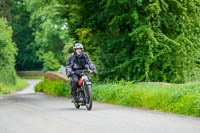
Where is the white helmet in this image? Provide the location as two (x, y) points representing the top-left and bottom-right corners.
(73, 43), (84, 51)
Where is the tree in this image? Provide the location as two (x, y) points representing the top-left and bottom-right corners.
(27, 0), (69, 71)
(61, 0), (200, 83)
(0, 0), (41, 70)
(1, 0), (199, 83)
(0, 18), (17, 85)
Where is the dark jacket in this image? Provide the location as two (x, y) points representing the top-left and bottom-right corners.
(66, 52), (96, 77)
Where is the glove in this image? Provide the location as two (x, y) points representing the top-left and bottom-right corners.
(66, 72), (72, 78)
(92, 70), (97, 76)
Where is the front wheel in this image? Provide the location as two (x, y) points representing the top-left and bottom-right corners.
(85, 85), (92, 111)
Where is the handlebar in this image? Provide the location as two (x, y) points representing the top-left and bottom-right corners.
(71, 69), (93, 75)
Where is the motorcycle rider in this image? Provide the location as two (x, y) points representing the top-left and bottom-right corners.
(66, 43), (97, 102)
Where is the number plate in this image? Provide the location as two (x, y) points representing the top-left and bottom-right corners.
(86, 81), (92, 85)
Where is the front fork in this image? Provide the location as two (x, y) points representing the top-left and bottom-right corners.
(76, 76), (92, 102)
(83, 79), (92, 103)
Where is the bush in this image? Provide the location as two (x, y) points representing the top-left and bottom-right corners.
(34, 78), (200, 117)
(35, 80), (71, 97)
(0, 83), (2, 92)
(92, 82), (200, 117)
(0, 77), (27, 94)
(0, 17), (17, 85)
(0, 67), (17, 85)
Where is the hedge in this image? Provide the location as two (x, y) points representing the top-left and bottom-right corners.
(34, 79), (200, 117)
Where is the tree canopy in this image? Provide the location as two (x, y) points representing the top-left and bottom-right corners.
(0, 0), (200, 83)
(0, 18), (17, 85)
(60, 0), (200, 83)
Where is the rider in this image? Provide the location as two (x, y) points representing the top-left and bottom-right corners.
(66, 43), (97, 102)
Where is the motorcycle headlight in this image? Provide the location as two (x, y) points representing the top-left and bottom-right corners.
(82, 75), (88, 80)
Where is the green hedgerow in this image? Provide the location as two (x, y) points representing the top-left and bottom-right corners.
(35, 80), (70, 97)
(34, 79), (200, 117)
(92, 82), (200, 117)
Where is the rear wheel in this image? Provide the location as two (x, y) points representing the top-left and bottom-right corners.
(85, 85), (92, 111)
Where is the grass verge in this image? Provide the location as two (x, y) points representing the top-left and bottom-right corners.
(93, 82), (200, 117)
(34, 80), (200, 117)
(0, 77), (28, 94)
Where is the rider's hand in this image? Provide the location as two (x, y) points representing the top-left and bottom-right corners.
(68, 77), (72, 81)
(66, 72), (72, 78)
(93, 71), (97, 76)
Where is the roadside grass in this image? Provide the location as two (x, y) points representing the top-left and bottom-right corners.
(93, 82), (200, 117)
(34, 80), (200, 117)
(0, 77), (27, 94)
(21, 76), (44, 80)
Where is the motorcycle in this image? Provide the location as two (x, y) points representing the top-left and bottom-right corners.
(71, 68), (94, 111)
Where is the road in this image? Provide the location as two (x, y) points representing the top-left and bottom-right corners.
(0, 80), (200, 133)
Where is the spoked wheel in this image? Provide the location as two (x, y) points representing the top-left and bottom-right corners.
(74, 102), (80, 109)
(85, 85), (92, 111)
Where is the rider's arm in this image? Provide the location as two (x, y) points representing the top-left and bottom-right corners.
(66, 54), (73, 78)
(84, 53), (97, 74)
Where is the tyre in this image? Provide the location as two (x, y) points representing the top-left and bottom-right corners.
(85, 85), (92, 111)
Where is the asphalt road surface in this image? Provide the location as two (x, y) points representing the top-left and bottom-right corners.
(0, 80), (200, 133)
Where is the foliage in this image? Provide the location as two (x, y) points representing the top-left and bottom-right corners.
(62, 38), (75, 59)
(0, 77), (27, 94)
(0, 0), (14, 21)
(1, 0), (200, 83)
(26, 0), (70, 71)
(41, 51), (61, 72)
(61, 0), (200, 83)
(0, 17), (17, 85)
(0, 0), (39, 70)
(34, 79), (200, 117)
(12, 0), (37, 70)
(0, 83), (2, 93)
(35, 80), (70, 96)
(92, 81), (200, 117)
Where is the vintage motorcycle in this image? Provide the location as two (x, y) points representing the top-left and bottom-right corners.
(71, 68), (94, 111)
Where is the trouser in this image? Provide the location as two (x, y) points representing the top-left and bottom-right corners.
(70, 74), (80, 97)
(70, 74), (92, 97)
